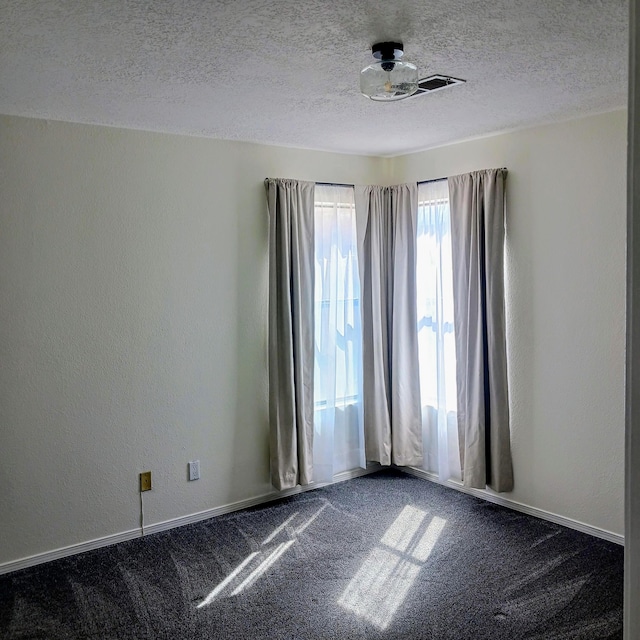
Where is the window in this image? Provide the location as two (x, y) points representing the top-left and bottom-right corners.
(416, 180), (461, 480)
(313, 185), (365, 480)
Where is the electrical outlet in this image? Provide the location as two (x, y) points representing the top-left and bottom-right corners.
(140, 471), (152, 492)
(188, 460), (200, 481)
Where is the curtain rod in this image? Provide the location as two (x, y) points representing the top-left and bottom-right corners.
(315, 173), (507, 187)
(315, 181), (355, 188)
(417, 177), (447, 185)
(316, 177), (448, 188)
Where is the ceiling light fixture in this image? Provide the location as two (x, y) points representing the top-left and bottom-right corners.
(360, 42), (419, 101)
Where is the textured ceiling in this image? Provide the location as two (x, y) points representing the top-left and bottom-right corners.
(0, 0), (629, 156)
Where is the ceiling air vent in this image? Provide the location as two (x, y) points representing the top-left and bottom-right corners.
(410, 75), (466, 98)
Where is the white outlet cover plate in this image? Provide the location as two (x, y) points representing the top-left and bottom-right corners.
(189, 460), (200, 481)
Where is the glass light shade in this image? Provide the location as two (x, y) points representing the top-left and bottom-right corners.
(360, 60), (419, 101)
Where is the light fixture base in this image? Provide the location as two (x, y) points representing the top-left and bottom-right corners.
(371, 42), (404, 62)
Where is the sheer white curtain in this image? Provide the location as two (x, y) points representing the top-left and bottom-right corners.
(313, 185), (366, 482)
(416, 180), (461, 481)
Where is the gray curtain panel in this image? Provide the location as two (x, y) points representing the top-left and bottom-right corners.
(355, 184), (423, 467)
(265, 178), (315, 490)
(448, 168), (514, 492)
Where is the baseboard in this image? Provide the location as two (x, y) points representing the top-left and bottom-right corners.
(400, 466), (625, 546)
(1, 462), (621, 575)
(144, 464), (381, 536)
(0, 464), (380, 576)
(0, 528), (143, 576)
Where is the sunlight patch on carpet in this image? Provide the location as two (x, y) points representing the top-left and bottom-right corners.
(338, 506), (446, 629)
(197, 504), (326, 608)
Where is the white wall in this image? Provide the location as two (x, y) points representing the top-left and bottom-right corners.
(0, 115), (386, 566)
(0, 110), (627, 568)
(394, 110), (627, 536)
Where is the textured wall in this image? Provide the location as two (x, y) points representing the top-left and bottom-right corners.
(0, 111), (626, 567)
(0, 116), (386, 565)
(393, 110), (627, 536)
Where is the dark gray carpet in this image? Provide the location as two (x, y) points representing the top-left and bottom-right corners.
(0, 470), (623, 639)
